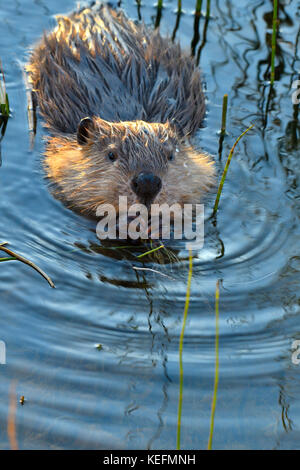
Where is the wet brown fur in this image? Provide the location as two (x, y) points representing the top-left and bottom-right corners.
(27, 3), (215, 215)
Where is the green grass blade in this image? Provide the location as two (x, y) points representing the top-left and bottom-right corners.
(137, 244), (164, 258)
(213, 124), (254, 216)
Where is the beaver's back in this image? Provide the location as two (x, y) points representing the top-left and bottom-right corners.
(27, 3), (205, 137)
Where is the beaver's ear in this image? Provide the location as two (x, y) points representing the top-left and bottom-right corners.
(77, 117), (95, 145)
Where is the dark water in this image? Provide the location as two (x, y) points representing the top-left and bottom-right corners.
(0, 0), (300, 450)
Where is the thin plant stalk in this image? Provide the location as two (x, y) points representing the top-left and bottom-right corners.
(172, 2), (183, 41)
(191, 3), (201, 56)
(207, 280), (220, 450)
(132, 266), (175, 280)
(137, 244), (164, 259)
(136, 0), (142, 21)
(0, 60), (10, 140)
(7, 381), (18, 450)
(195, 1), (210, 65)
(270, 0), (278, 85)
(0, 60), (9, 117)
(220, 94), (228, 135)
(206, 0), (211, 18)
(177, 0), (182, 12)
(195, 0), (202, 16)
(155, 0), (163, 28)
(177, 248), (193, 450)
(0, 244), (55, 288)
(213, 124), (254, 216)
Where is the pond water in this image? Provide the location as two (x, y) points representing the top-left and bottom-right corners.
(0, 0), (300, 450)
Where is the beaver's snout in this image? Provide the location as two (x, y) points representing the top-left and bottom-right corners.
(131, 172), (162, 207)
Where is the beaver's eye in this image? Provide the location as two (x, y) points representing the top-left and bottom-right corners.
(107, 151), (117, 162)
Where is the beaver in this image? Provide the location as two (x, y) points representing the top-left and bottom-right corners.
(27, 2), (215, 216)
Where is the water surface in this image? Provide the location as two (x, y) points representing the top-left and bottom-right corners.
(0, 0), (300, 450)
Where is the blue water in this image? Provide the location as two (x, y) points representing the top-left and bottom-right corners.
(0, 0), (300, 449)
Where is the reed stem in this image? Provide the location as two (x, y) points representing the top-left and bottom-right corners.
(270, 0), (278, 85)
(207, 280), (220, 450)
(195, 0), (202, 16)
(155, 0), (163, 28)
(220, 94), (228, 135)
(206, 0), (211, 18)
(177, 248), (193, 450)
(0, 59), (9, 117)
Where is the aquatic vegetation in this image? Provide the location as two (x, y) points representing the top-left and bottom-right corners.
(137, 244), (165, 259)
(0, 23), (71, 288)
(0, 60), (10, 139)
(220, 94), (228, 136)
(195, 0), (211, 64)
(177, 248), (193, 450)
(155, 0), (164, 28)
(218, 94), (229, 158)
(132, 266), (175, 280)
(213, 124), (254, 216)
(270, 0), (278, 85)
(0, 61), (9, 117)
(208, 280), (220, 450)
(7, 382), (18, 450)
(136, 0), (142, 21)
(172, 2), (183, 40)
(0, 242), (55, 288)
(195, 0), (202, 16)
(206, 0), (211, 18)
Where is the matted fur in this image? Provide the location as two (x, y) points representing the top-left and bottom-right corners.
(27, 2), (215, 215)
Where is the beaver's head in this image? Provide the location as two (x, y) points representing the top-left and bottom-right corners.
(45, 117), (215, 216)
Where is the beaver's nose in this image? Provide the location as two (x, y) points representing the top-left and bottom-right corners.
(131, 172), (162, 205)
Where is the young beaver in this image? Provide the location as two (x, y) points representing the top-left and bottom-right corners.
(27, 3), (215, 215)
